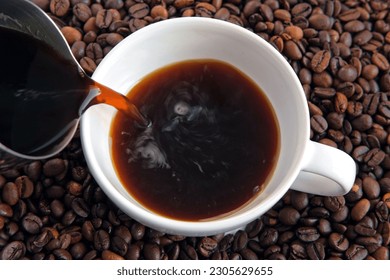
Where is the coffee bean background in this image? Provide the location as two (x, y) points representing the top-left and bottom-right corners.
(0, 0), (389, 260)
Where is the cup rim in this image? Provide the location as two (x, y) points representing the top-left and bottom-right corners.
(81, 17), (309, 236)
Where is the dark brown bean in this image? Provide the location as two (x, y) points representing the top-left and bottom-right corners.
(351, 198), (371, 221)
(0, 241), (26, 260)
(50, 0), (70, 17)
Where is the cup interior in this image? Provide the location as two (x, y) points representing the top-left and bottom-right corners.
(81, 18), (309, 236)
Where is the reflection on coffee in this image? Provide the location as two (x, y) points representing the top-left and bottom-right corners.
(110, 59), (280, 221)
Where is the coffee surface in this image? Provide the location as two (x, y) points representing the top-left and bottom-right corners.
(111, 59), (280, 221)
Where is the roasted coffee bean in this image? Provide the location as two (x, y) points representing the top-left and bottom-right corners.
(289, 242), (307, 259)
(346, 244), (368, 260)
(328, 232), (349, 252)
(372, 52), (390, 71)
(324, 196), (345, 212)
(102, 249), (124, 260)
(372, 246), (390, 260)
(0, 241), (26, 260)
(198, 237), (218, 257)
(259, 228), (278, 247)
(232, 230), (248, 252)
(283, 40), (302, 60)
(313, 87), (336, 98)
(240, 248), (258, 260)
(351, 198), (371, 221)
(278, 207), (300, 225)
(131, 222), (145, 241)
(306, 241), (325, 260)
(50, 0), (70, 17)
(94, 230), (110, 251)
(311, 115), (328, 134)
(125, 244), (141, 260)
(245, 219), (263, 238)
(70, 242), (87, 259)
(311, 50), (331, 73)
(71, 197), (90, 217)
(352, 114), (373, 131)
(309, 14), (332, 30)
(80, 56), (96, 74)
(22, 213), (42, 234)
(73, 3), (92, 22)
(129, 3), (149, 19)
(296, 227), (320, 242)
(2, 182), (19, 206)
(179, 244), (198, 260)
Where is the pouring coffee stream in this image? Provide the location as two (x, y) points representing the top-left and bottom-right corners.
(0, 0), (149, 169)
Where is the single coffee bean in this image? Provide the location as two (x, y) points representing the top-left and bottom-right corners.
(338, 9), (361, 22)
(110, 236), (127, 257)
(125, 244), (141, 260)
(284, 26), (303, 40)
(83, 249), (98, 260)
(61, 26), (82, 45)
(296, 227), (320, 242)
(351, 114), (373, 131)
(95, 9), (113, 29)
(313, 87), (336, 98)
(328, 232), (349, 252)
(289, 242), (307, 259)
(80, 56), (97, 74)
(323, 196), (345, 212)
(94, 230), (110, 251)
(311, 115), (328, 134)
(351, 198), (371, 221)
(179, 244), (198, 260)
(372, 246), (390, 260)
(232, 230), (248, 252)
(240, 248), (258, 260)
(278, 207), (300, 225)
(129, 3), (150, 19)
(214, 7), (230, 20)
(346, 244), (368, 260)
(70, 242), (87, 259)
(245, 219), (264, 238)
(309, 14), (332, 30)
(2, 182), (19, 206)
(22, 213), (43, 234)
(354, 30), (373, 45)
(0, 241), (26, 260)
(306, 241), (325, 260)
(344, 20), (365, 33)
(259, 228), (278, 247)
(283, 40), (302, 60)
(53, 248), (72, 260)
(102, 249), (124, 260)
(73, 3), (92, 22)
(372, 52), (390, 71)
(338, 65), (358, 82)
(311, 50), (331, 73)
(291, 3), (312, 17)
(335, 92), (348, 113)
(198, 237), (218, 257)
(131, 223), (145, 241)
(71, 197), (90, 218)
(43, 158), (66, 177)
(50, 0), (70, 17)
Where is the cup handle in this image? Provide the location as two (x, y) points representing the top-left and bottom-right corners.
(291, 141), (356, 196)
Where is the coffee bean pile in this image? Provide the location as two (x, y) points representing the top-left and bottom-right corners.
(0, 0), (389, 260)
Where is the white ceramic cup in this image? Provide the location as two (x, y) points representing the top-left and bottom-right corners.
(80, 17), (356, 236)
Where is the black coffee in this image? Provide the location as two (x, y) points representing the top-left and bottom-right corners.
(0, 26), (146, 156)
(111, 59), (280, 221)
